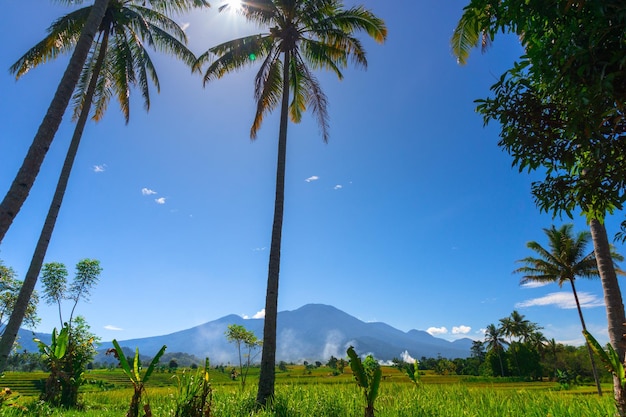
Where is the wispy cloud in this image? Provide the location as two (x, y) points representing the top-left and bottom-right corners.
(452, 325), (471, 335)
(155, 197), (166, 205)
(104, 325), (123, 331)
(142, 188), (157, 196)
(181, 22), (190, 31)
(93, 164), (107, 173)
(520, 281), (550, 289)
(515, 291), (604, 309)
(305, 175), (319, 182)
(426, 326), (448, 336)
(334, 184), (343, 190)
(253, 247), (267, 252)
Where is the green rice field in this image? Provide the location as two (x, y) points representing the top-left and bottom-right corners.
(0, 367), (616, 416)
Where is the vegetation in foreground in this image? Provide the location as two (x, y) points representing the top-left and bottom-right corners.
(0, 376), (616, 417)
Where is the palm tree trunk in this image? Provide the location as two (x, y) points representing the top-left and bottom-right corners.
(589, 219), (626, 414)
(0, 0), (110, 244)
(0, 32), (109, 373)
(256, 50), (291, 406)
(570, 279), (602, 396)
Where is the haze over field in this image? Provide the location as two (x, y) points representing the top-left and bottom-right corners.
(1, 0), (624, 348)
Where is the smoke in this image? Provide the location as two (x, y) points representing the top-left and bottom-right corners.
(401, 350), (416, 364)
(322, 330), (344, 359)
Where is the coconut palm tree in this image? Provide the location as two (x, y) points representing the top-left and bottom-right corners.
(194, 0), (386, 404)
(0, 0), (208, 372)
(484, 323), (507, 377)
(0, 0), (110, 245)
(515, 223), (624, 395)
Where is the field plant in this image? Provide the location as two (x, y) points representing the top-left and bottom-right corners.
(172, 358), (212, 417)
(225, 324), (261, 390)
(108, 340), (166, 417)
(347, 346), (382, 417)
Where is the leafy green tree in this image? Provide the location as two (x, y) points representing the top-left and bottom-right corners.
(326, 355), (338, 369)
(195, 0), (386, 405)
(452, 2), (626, 409)
(0, 0), (208, 375)
(225, 324), (261, 390)
(0, 261), (39, 335)
(0, 0), (110, 244)
(38, 259), (102, 407)
(515, 224), (624, 394)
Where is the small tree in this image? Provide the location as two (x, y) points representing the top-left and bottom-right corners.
(0, 261), (39, 337)
(39, 259), (102, 407)
(225, 324), (261, 390)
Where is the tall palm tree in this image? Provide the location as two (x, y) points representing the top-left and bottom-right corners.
(0, 0), (110, 244)
(194, 0), (386, 405)
(0, 0), (208, 372)
(484, 323), (507, 377)
(515, 224), (625, 395)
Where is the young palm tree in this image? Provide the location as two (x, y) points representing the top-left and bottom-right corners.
(515, 223), (624, 395)
(0, 0), (110, 245)
(0, 0), (209, 372)
(484, 323), (508, 377)
(194, 0), (386, 405)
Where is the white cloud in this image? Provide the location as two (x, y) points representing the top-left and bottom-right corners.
(253, 247), (267, 252)
(426, 326), (448, 336)
(93, 164), (107, 173)
(181, 22), (190, 31)
(334, 184), (343, 190)
(243, 309), (265, 319)
(452, 325), (471, 335)
(305, 175), (319, 182)
(155, 197), (166, 205)
(520, 281), (550, 289)
(515, 291), (604, 309)
(142, 188), (157, 195)
(104, 325), (123, 331)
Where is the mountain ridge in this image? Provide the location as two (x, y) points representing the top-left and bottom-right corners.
(16, 304), (473, 363)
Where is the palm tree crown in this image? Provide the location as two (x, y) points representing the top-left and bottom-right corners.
(195, 0), (387, 140)
(11, 0), (208, 123)
(515, 224), (618, 288)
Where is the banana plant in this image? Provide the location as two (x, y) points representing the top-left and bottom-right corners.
(405, 360), (420, 386)
(583, 330), (625, 388)
(35, 325), (69, 362)
(109, 339), (166, 417)
(347, 346), (382, 417)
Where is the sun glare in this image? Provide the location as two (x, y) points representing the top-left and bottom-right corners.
(223, 0), (242, 11)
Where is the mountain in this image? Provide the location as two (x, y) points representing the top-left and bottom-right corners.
(96, 304), (473, 364)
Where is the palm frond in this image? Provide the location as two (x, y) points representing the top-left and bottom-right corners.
(451, 5), (491, 65)
(202, 35), (273, 84)
(10, 8), (90, 78)
(293, 52), (329, 141)
(251, 55), (283, 138)
(147, 0), (210, 15)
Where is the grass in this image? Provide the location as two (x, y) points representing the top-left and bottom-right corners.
(0, 367), (616, 416)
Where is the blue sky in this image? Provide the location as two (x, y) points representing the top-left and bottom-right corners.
(1, 0), (624, 349)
